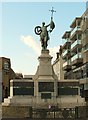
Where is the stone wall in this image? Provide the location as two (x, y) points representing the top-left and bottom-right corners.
(1, 118), (88, 120)
(2, 105), (88, 119)
(2, 106), (32, 118)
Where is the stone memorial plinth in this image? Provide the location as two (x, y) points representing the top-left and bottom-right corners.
(2, 49), (58, 108)
(34, 49), (58, 105)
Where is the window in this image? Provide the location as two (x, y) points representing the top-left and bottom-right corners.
(83, 44), (88, 51)
(77, 21), (81, 26)
(4, 62), (9, 70)
(83, 63), (88, 78)
(80, 84), (84, 97)
(77, 34), (82, 40)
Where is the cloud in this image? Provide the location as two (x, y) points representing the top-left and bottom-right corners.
(20, 35), (59, 61)
(21, 35), (41, 55)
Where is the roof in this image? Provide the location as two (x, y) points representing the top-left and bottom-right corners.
(62, 31), (71, 39)
(70, 17), (82, 28)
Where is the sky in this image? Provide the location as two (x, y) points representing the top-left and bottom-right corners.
(0, 1), (87, 75)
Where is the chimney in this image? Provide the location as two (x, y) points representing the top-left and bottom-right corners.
(59, 45), (63, 55)
(56, 52), (59, 59)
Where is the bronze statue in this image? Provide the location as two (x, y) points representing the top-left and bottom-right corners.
(34, 7), (56, 50)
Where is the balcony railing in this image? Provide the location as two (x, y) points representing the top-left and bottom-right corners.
(63, 50), (68, 56)
(63, 49), (70, 57)
(71, 53), (82, 62)
(63, 61), (71, 67)
(62, 38), (71, 44)
(62, 49), (70, 57)
(71, 26), (81, 36)
(71, 40), (81, 49)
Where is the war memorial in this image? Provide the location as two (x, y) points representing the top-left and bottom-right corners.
(1, 7), (88, 119)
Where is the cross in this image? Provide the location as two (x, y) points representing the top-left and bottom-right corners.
(49, 7), (56, 19)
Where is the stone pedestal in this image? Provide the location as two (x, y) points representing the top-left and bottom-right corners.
(2, 49), (86, 118)
(38, 50), (53, 76)
(34, 49), (58, 105)
(2, 49), (58, 107)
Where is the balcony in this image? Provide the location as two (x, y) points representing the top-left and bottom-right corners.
(62, 31), (71, 39)
(63, 38), (71, 44)
(70, 17), (82, 28)
(62, 49), (71, 58)
(63, 61), (71, 71)
(71, 40), (82, 52)
(70, 26), (82, 40)
(71, 53), (83, 66)
(62, 39), (71, 49)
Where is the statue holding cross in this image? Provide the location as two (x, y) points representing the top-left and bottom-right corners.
(34, 7), (56, 50)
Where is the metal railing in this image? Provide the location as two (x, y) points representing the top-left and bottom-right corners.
(63, 50), (70, 57)
(71, 53), (82, 62)
(63, 61), (71, 67)
(71, 26), (81, 36)
(31, 106), (88, 119)
(62, 38), (71, 44)
(71, 40), (81, 49)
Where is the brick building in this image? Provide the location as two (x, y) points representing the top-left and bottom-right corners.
(0, 57), (15, 101)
